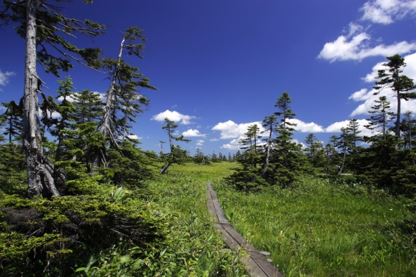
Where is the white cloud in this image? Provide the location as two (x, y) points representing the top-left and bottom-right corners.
(292, 138), (306, 149)
(221, 138), (241, 150)
(57, 91), (105, 103)
(212, 120), (265, 150)
(196, 139), (205, 147)
(351, 53), (416, 116)
(349, 88), (370, 101)
(287, 118), (325, 133)
(325, 119), (375, 137)
(211, 120), (264, 139)
(361, 0), (415, 25)
(182, 129), (206, 137)
(318, 32), (415, 62)
(127, 134), (141, 141)
(152, 109), (194, 125)
(0, 70), (15, 88)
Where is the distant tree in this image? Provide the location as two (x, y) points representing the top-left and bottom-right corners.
(226, 124), (266, 191)
(324, 135), (339, 174)
(0, 0), (104, 196)
(194, 148), (209, 164)
(304, 133), (326, 169)
(268, 92), (303, 187)
(365, 96), (393, 138)
(373, 54), (416, 138)
(399, 112), (416, 150)
(240, 124), (262, 168)
(160, 119), (189, 174)
(335, 119), (362, 175)
(261, 114), (277, 175)
(0, 101), (23, 144)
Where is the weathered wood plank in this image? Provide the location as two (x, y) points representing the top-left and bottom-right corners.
(207, 183), (283, 277)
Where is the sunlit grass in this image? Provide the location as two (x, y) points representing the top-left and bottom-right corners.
(215, 173), (415, 276)
(142, 162), (246, 276)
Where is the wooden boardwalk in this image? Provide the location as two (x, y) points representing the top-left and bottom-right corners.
(207, 183), (283, 277)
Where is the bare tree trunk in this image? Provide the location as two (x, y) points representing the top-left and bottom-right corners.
(23, 0), (59, 197)
(98, 36), (126, 146)
(338, 149), (347, 175)
(395, 90), (401, 138)
(160, 162), (171, 174)
(262, 128), (273, 175)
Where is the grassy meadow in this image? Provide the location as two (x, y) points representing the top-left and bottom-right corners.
(214, 170), (415, 276)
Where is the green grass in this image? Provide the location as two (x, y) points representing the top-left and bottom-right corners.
(141, 162), (246, 276)
(83, 162), (246, 276)
(215, 173), (415, 276)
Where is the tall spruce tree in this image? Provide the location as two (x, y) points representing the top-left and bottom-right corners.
(0, 0), (104, 196)
(268, 92), (303, 187)
(373, 54), (416, 138)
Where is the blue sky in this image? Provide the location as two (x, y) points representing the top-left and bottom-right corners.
(0, 0), (415, 154)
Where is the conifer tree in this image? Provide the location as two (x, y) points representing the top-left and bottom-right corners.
(336, 119), (361, 175)
(0, 101), (23, 144)
(240, 124), (261, 168)
(399, 112), (415, 150)
(324, 135), (339, 174)
(304, 133), (326, 169)
(71, 90), (105, 172)
(0, 0), (104, 196)
(373, 54), (416, 138)
(261, 114), (276, 175)
(365, 96), (393, 138)
(160, 119), (189, 174)
(268, 92), (303, 187)
(98, 27), (154, 150)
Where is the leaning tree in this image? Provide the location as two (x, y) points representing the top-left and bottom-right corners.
(0, 0), (104, 196)
(98, 26), (154, 165)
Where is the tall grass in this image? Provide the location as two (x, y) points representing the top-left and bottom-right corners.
(215, 175), (415, 276)
(80, 162), (246, 276)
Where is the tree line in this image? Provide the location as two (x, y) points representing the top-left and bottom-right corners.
(227, 54), (415, 196)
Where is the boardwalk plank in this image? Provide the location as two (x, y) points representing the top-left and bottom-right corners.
(207, 183), (283, 277)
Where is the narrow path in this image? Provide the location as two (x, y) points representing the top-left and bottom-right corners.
(207, 183), (283, 277)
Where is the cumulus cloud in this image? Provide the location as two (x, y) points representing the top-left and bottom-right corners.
(211, 120), (264, 139)
(57, 91), (105, 103)
(325, 119), (376, 137)
(318, 3), (415, 63)
(152, 109), (194, 125)
(212, 120), (265, 150)
(350, 53), (416, 116)
(318, 32), (415, 62)
(213, 118), (326, 150)
(182, 129), (206, 137)
(361, 0), (415, 25)
(127, 134), (141, 141)
(221, 138), (241, 150)
(287, 118), (325, 133)
(196, 139), (205, 147)
(0, 70), (15, 88)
